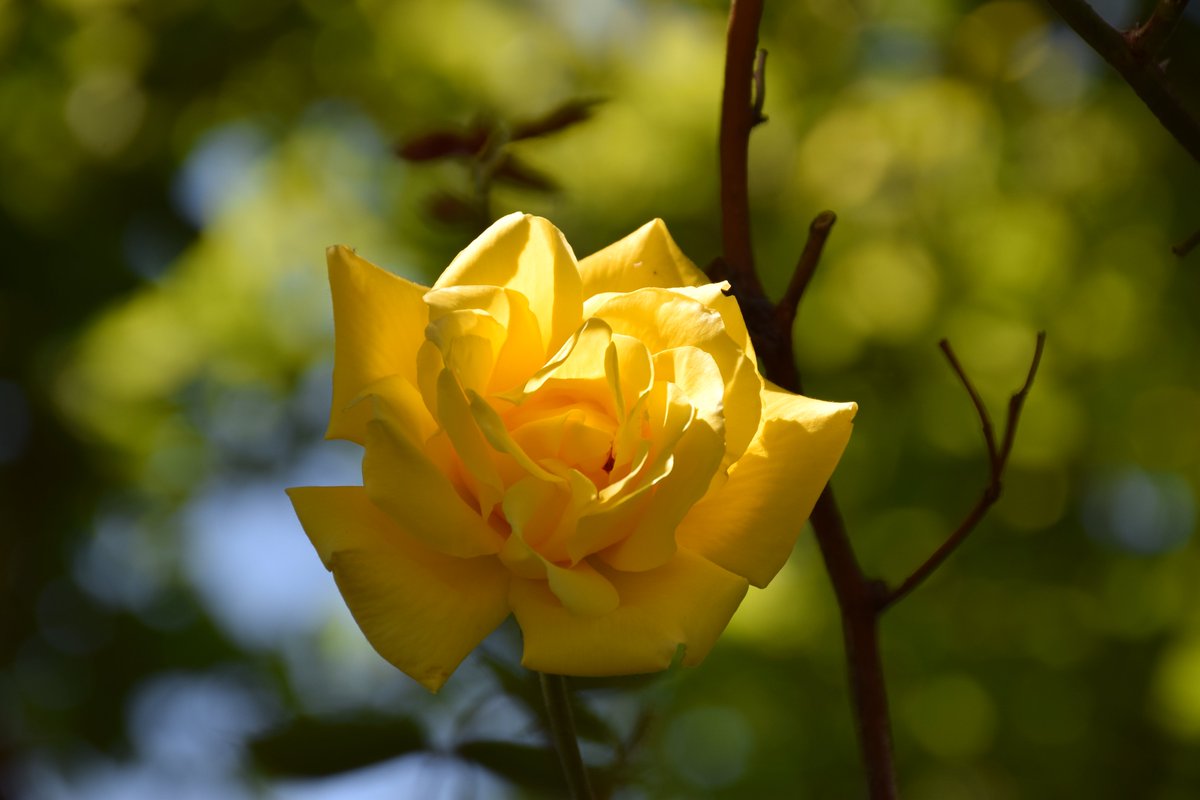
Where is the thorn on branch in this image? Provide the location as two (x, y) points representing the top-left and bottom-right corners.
(752, 48), (768, 126)
(879, 331), (1047, 611)
(1126, 0), (1191, 59)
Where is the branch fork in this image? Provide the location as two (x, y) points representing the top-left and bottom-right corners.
(717, 3), (1047, 796)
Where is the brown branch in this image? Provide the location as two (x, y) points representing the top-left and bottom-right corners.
(880, 333), (1046, 610)
(1043, 0), (1200, 165)
(719, 0), (766, 299)
(808, 490), (899, 800)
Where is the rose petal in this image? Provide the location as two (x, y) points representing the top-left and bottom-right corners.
(424, 285), (546, 394)
(491, 291), (545, 394)
(347, 374), (437, 446)
(510, 548), (748, 676)
(510, 408), (614, 486)
(500, 478), (619, 616)
(362, 398), (504, 558)
(668, 282), (757, 365)
(677, 386), (857, 587)
(577, 218), (709, 297)
(326, 245), (429, 444)
(467, 389), (564, 485)
(434, 213), (583, 357)
(585, 287), (762, 464)
(653, 346), (726, 437)
(598, 417), (724, 572)
(436, 369), (505, 519)
(424, 308), (502, 395)
(287, 486), (511, 691)
(605, 333), (653, 422)
(521, 318), (613, 400)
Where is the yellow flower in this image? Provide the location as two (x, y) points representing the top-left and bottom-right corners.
(288, 213), (856, 690)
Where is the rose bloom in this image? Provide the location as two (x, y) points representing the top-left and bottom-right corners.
(289, 213), (855, 690)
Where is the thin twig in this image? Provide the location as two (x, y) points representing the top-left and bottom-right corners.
(997, 332), (1047, 469)
(1043, 0), (1200, 164)
(880, 333), (1046, 610)
(938, 340), (999, 473)
(539, 672), (594, 800)
(1127, 0), (1191, 58)
(778, 211), (837, 328)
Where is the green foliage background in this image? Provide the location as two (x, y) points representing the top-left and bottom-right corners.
(3, 0), (1200, 797)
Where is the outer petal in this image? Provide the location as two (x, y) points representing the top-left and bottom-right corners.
(510, 548), (748, 676)
(434, 213), (583, 357)
(287, 486), (511, 691)
(326, 245), (429, 444)
(578, 219), (709, 297)
(347, 375), (437, 446)
(677, 386), (857, 588)
(362, 401), (504, 558)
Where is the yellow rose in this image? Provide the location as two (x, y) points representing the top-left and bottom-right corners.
(288, 213), (856, 690)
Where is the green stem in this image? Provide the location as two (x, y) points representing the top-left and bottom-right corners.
(539, 672), (595, 800)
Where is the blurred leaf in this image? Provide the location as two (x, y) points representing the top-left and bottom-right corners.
(511, 98), (605, 140)
(492, 154), (559, 193)
(425, 192), (482, 226)
(397, 129), (489, 161)
(455, 740), (568, 797)
(250, 714), (426, 777)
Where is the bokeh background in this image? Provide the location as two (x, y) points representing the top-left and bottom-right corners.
(4, 0), (1200, 797)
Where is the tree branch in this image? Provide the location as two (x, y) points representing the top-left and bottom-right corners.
(880, 333), (1046, 610)
(717, 2), (1049, 794)
(1043, 0), (1200, 164)
(808, 489), (899, 800)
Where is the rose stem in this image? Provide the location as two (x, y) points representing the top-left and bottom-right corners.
(538, 672), (595, 800)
